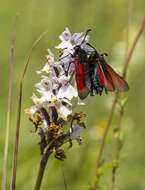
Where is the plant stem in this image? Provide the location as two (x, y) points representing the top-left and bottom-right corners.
(111, 2), (131, 189)
(91, 14), (145, 190)
(34, 135), (67, 190)
(111, 105), (124, 190)
(61, 165), (68, 190)
(10, 31), (48, 190)
(34, 150), (52, 190)
(1, 14), (18, 190)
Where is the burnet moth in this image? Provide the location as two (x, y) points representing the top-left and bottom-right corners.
(60, 29), (129, 100)
(86, 43), (129, 96)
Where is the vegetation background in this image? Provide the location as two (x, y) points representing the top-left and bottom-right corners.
(0, 0), (145, 189)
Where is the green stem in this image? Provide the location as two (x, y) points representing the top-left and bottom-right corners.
(34, 152), (51, 190)
(34, 135), (67, 190)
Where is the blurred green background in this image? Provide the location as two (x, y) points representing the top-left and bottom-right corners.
(1, 0), (145, 189)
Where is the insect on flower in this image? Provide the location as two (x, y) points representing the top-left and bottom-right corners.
(87, 46), (129, 95)
(59, 29), (129, 99)
(24, 29), (130, 190)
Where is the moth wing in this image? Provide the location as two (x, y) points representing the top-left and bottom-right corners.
(97, 62), (129, 92)
(74, 59), (90, 99)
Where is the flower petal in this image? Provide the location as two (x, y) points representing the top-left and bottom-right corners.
(57, 84), (78, 100)
(69, 124), (84, 139)
(57, 103), (72, 119)
(59, 27), (72, 41)
(56, 41), (73, 50)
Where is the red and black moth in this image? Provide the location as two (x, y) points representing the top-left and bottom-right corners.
(74, 57), (90, 99)
(61, 29), (129, 100)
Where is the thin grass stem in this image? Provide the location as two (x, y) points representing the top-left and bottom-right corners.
(10, 31), (48, 190)
(91, 14), (145, 190)
(1, 14), (18, 190)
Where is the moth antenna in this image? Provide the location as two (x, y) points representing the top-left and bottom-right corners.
(80, 29), (92, 46)
(86, 42), (97, 51)
(59, 53), (72, 61)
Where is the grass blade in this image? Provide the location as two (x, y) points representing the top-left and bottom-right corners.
(61, 165), (68, 190)
(91, 14), (145, 190)
(10, 30), (48, 190)
(1, 14), (18, 190)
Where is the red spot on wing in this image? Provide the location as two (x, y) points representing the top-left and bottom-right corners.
(97, 62), (129, 92)
(97, 64), (105, 86)
(74, 59), (89, 99)
(97, 63), (114, 91)
(74, 59), (85, 90)
(104, 63), (129, 91)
